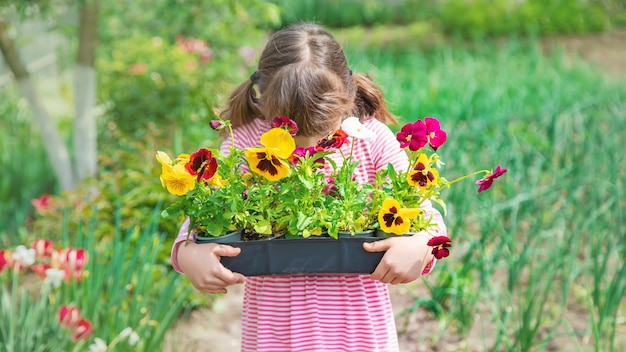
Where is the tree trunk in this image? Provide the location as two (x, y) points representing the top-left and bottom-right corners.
(0, 20), (75, 190)
(74, 0), (99, 181)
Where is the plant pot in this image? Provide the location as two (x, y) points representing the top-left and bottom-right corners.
(219, 236), (384, 276)
(195, 230), (242, 244)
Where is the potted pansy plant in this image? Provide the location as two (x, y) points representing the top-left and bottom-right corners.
(156, 115), (507, 275)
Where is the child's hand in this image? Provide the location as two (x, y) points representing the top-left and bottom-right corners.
(177, 241), (246, 294)
(362, 233), (434, 284)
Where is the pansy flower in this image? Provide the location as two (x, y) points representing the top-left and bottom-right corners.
(341, 116), (374, 142)
(377, 199), (421, 235)
(209, 119), (227, 131)
(476, 165), (508, 193)
(397, 120), (428, 151)
(424, 117), (447, 150)
(271, 116), (299, 136)
(244, 128), (296, 181)
(427, 236), (452, 259)
(156, 151), (195, 196)
(315, 129), (349, 151)
(407, 153), (439, 190)
(185, 148), (218, 182)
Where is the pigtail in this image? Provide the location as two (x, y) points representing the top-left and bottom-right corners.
(219, 79), (263, 129)
(352, 73), (398, 125)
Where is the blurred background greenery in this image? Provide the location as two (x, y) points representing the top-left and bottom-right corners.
(1, 0), (625, 350)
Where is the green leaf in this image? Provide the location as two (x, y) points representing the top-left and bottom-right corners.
(254, 220), (272, 235)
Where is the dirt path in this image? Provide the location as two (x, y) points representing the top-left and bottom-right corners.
(164, 30), (626, 352)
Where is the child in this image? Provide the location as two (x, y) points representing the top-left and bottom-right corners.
(171, 23), (447, 352)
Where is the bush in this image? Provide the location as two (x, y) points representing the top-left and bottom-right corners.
(97, 35), (223, 140)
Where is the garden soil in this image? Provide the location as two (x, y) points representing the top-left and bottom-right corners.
(164, 30), (626, 352)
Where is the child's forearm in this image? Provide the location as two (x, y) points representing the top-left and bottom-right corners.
(171, 218), (192, 273)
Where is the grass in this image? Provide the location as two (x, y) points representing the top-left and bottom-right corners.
(342, 38), (626, 350)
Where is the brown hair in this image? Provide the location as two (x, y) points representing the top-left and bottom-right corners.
(220, 23), (397, 137)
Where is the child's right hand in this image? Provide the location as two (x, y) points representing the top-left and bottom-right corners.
(176, 241), (246, 294)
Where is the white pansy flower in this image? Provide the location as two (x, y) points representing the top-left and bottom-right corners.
(341, 116), (374, 142)
(44, 268), (66, 288)
(88, 337), (108, 352)
(12, 245), (36, 266)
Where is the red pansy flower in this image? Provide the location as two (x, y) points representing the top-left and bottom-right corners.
(476, 165), (508, 193)
(271, 116), (299, 136)
(397, 120), (428, 151)
(315, 130), (349, 151)
(185, 148), (218, 182)
(427, 236), (452, 259)
(424, 117), (447, 150)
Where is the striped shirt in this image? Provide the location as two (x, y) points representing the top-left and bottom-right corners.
(171, 117), (447, 351)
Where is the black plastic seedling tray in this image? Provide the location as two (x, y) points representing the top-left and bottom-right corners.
(196, 236), (385, 276)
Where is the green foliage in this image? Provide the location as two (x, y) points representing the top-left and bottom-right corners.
(97, 35), (220, 139)
(270, 0), (434, 28)
(0, 90), (56, 241)
(99, 0), (280, 49)
(29, 140), (182, 265)
(274, 0), (618, 37)
(0, 211), (192, 351)
(348, 37), (626, 349)
(436, 0), (609, 38)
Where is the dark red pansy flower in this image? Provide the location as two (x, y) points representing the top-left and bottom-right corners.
(271, 116), (299, 136)
(396, 120), (428, 151)
(427, 236), (452, 259)
(209, 120), (226, 130)
(315, 129), (349, 151)
(185, 148), (218, 182)
(476, 165), (508, 193)
(424, 117), (447, 150)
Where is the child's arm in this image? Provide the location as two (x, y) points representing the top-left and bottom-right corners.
(171, 219), (245, 294)
(363, 199), (447, 284)
(176, 241), (245, 294)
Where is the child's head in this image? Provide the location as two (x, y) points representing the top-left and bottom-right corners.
(221, 23), (397, 137)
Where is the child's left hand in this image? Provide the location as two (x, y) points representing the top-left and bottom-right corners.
(362, 233), (434, 284)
